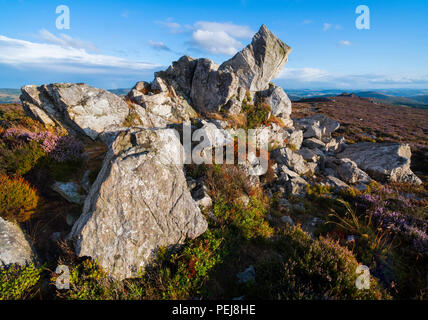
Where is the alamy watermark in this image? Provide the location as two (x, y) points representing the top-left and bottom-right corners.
(55, 265), (70, 290)
(355, 5), (370, 30)
(355, 264), (371, 289)
(56, 5), (70, 30)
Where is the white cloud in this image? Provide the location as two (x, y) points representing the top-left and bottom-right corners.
(277, 68), (330, 82)
(38, 29), (98, 52)
(0, 35), (160, 74)
(338, 40), (352, 46)
(323, 23), (332, 31)
(190, 21), (254, 55)
(302, 20), (312, 25)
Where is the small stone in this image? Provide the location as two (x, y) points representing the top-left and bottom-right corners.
(237, 265), (256, 284)
(281, 215), (294, 226)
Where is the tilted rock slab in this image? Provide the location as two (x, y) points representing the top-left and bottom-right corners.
(0, 217), (36, 267)
(21, 83), (130, 140)
(68, 128), (208, 280)
(337, 142), (422, 185)
(220, 24), (291, 92)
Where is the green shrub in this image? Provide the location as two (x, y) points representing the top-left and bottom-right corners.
(0, 174), (39, 222)
(158, 229), (224, 299)
(0, 139), (46, 176)
(0, 264), (42, 300)
(254, 226), (389, 300)
(213, 196), (273, 240)
(57, 259), (122, 300)
(242, 101), (272, 129)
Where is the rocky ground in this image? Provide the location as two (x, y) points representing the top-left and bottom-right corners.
(0, 25), (427, 300)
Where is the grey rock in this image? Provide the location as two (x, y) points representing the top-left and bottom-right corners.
(288, 130), (303, 150)
(302, 137), (326, 150)
(220, 25), (292, 92)
(52, 181), (86, 205)
(295, 114), (339, 140)
(0, 217), (36, 267)
(272, 147), (311, 175)
(190, 58), (238, 114)
(337, 142), (422, 184)
(259, 85), (292, 123)
(324, 176), (350, 191)
(286, 176), (308, 196)
(21, 83), (130, 140)
(68, 128), (208, 280)
(237, 265), (256, 284)
(281, 215), (294, 226)
(298, 147), (320, 163)
(336, 158), (371, 184)
(192, 185), (213, 209)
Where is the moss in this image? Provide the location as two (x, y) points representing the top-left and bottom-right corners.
(0, 264), (42, 300)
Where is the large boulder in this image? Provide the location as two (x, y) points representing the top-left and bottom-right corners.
(190, 58), (239, 114)
(220, 24), (292, 92)
(0, 217), (36, 267)
(21, 83), (130, 140)
(337, 142), (422, 184)
(68, 128), (208, 280)
(325, 158), (371, 185)
(258, 85), (293, 126)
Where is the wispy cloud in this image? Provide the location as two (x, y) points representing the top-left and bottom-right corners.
(0, 34), (160, 74)
(278, 68), (330, 82)
(156, 19), (188, 34)
(323, 23), (332, 31)
(338, 40), (352, 46)
(38, 29), (98, 52)
(323, 23), (341, 31)
(149, 40), (172, 52)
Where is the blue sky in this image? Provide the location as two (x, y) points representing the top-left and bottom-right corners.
(0, 0), (427, 89)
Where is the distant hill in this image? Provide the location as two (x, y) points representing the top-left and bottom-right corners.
(353, 91), (428, 109)
(409, 94), (428, 104)
(108, 88), (130, 96)
(0, 89), (20, 103)
(286, 88), (428, 109)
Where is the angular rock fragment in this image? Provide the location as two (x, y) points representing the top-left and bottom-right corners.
(21, 83), (130, 140)
(0, 217), (36, 267)
(337, 142), (422, 184)
(68, 128), (208, 280)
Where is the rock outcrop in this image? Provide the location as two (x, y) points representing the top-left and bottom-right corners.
(337, 142), (422, 184)
(68, 128), (208, 280)
(134, 24), (293, 125)
(0, 217), (36, 267)
(21, 83), (130, 140)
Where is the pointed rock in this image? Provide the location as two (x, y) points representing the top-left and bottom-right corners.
(220, 24), (292, 92)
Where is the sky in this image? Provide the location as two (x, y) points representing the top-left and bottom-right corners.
(0, 0), (427, 90)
